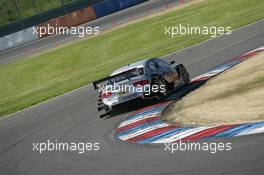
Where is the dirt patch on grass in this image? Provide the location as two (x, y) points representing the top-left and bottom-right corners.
(163, 52), (264, 126)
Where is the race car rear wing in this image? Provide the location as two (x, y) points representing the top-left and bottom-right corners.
(92, 76), (113, 91)
(92, 73), (125, 91)
(93, 67), (143, 91)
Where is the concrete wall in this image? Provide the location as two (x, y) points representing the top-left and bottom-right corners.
(0, 27), (38, 52)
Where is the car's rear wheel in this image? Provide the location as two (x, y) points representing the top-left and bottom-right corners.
(151, 77), (169, 98)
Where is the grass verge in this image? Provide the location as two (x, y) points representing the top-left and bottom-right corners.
(163, 52), (264, 125)
(0, 0), (264, 116)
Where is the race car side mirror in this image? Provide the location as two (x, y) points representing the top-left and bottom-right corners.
(170, 61), (175, 64)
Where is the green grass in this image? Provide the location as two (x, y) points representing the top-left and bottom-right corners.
(0, 0), (264, 116)
(0, 0), (78, 26)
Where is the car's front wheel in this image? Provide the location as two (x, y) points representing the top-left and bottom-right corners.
(179, 65), (190, 84)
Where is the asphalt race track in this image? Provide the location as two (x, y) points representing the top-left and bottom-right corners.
(0, 0), (179, 65)
(0, 17), (264, 175)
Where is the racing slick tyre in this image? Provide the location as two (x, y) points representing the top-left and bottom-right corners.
(179, 65), (190, 84)
(151, 77), (169, 98)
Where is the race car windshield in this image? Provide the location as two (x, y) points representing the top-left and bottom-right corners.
(108, 68), (144, 84)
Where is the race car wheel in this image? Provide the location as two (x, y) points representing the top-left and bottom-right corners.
(152, 77), (168, 98)
(180, 65), (190, 84)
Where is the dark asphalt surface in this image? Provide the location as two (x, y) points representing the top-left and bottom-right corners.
(0, 0), (178, 65)
(0, 18), (263, 175)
